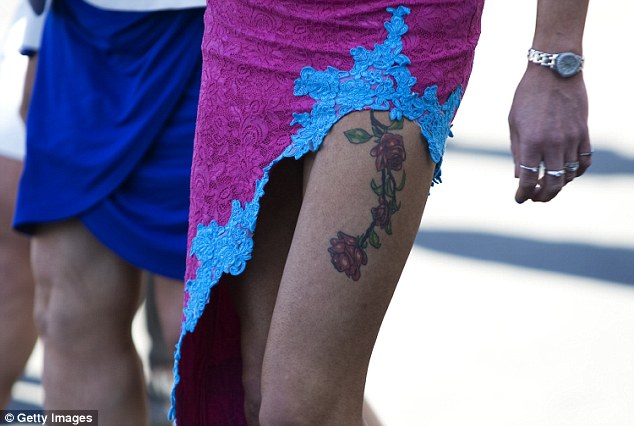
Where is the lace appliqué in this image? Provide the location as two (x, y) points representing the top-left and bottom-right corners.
(290, 6), (461, 181)
(171, 6), (462, 419)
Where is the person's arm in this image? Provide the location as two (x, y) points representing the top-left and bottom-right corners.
(508, 0), (592, 203)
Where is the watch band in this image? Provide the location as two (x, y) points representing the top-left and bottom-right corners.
(527, 48), (584, 77)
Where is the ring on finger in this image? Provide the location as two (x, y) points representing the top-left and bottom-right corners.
(519, 164), (539, 173)
(579, 151), (593, 157)
(546, 169), (565, 177)
(564, 161), (580, 172)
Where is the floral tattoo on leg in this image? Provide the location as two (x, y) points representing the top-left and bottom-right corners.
(328, 111), (406, 281)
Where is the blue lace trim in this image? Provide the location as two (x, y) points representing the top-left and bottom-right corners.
(170, 5), (461, 419)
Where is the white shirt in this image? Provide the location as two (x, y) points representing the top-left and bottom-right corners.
(84, 0), (205, 11)
(0, 2), (30, 160)
(23, 0), (206, 52)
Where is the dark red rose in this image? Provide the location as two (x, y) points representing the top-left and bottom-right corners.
(371, 197), (391, 229)
(328, 231), (368, 281)
(370, 133), (406, 171)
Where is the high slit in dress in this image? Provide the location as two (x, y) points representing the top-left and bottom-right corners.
(173, 2), (484, 424)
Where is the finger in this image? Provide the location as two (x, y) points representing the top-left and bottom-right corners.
(513, 124), (542, 203)
(563, 155), (580, 185)
(563, 166), (577, 185)
(563, 165), (579, 184)
(563, 134), (591, 183)
(510, 127), (520, 178)
(563, 137), (582, 184)
(515, 163), (541, 203)
(532, 166), (565, 202)
(532, 138), (566, 202)
(577, 139), (593, 177)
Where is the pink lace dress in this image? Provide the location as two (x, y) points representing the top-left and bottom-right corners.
(172, 2), (484, 424)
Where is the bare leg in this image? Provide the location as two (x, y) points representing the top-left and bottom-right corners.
(147, 274), (184, 426)
(228, 158), (304, 424)
(153, 275), (185, 353)
(32, 220), (148, 425)
(0, 156), (36, 407)
(259, 111), (435, 425)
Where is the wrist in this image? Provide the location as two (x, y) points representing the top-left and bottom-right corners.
(527, 48), (584, 78)
(531, 39), (583, 56)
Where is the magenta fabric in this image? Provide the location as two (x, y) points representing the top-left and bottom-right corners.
(174, 2), (484, 424)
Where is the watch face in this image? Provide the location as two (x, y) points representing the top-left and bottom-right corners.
(555, 52), (582, 78)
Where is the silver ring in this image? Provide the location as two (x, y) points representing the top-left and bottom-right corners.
(519, 164), (539, 173)
(579, 151), (593, 157)
(564, 162), (580, 172)
(546, 169), (565, 177)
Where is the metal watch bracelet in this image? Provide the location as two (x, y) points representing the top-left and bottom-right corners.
(527, 48), (584, 78)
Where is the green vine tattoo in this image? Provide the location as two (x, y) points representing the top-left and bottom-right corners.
(328, 111), (406, 281)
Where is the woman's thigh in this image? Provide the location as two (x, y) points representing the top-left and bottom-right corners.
(261, 110), (436, 420)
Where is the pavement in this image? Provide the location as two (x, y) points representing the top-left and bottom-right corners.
(3, 1), (634, 425)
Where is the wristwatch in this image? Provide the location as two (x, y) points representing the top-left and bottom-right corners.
(527, 48), (584, 78)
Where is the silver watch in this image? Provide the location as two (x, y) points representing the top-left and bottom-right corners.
(527, 48), (584, 78)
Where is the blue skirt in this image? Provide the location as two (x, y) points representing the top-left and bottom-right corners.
(14, 0), (204, 279)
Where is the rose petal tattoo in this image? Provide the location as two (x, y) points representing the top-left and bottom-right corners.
(328, 111), (406, 281)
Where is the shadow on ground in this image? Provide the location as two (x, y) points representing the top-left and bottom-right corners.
(448, 144), (634, 176)
(415, 230), (634, 286)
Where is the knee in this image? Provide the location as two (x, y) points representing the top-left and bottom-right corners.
(241, 370), (303, 425)
(258, 380), (363, 426)
(32, 258), (60, 339)
(241, 371), (263, 425)
(244, 392), (262, 426)
(32, 261), (123, 344)
(258, 395), (305, 426)
(32, 284), (79, 345)
(258, 390), (336, 426)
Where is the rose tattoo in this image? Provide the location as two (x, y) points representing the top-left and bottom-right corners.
(371, 132), (406, 172)
(328, 111), (406, 281)
(328, 231), (368, 281)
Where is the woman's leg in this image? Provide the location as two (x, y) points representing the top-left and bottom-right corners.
(228, 158), (305, 424)
(148, 274), (185, 425)
(259, 111), (436, 425)
(32, 219), (148, 425)
(153, 275), (185, 356)
(0, 156), (37, 407)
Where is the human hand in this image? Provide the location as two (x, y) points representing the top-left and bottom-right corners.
(508, 65), (591, 203)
